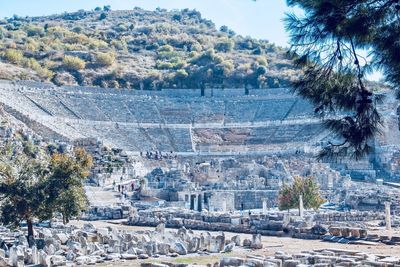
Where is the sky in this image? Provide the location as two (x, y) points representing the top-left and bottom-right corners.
(0, 0), (295, 47)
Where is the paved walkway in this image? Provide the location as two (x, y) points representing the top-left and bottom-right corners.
(85, 186), (130, 206)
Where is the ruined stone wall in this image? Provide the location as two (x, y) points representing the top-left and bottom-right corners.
(208, 192), (235, 212)
(233, 190), (279, 210)
(314, 211), (385, 222)
(152, 189), (179, 202)
(128, 208), (387, 237)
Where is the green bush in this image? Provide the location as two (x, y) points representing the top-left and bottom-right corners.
(62, 55), (86, 71)
(190, 43), (202, 52)
(72, 26), (83, 33)
(36, 67), (54, 80)
(95, 52), (115, 67)
(25, 25), (45, 37)
(175, 69), (188, 79)
(114, 23), (128, 32)
(25, 38), (40, 52)
(24, 58), (54, 80)
(111, 40), (127, 51)
(156, 60), (174, 70)
(4, 49), (24, 64)
(87, 38), (108, 50)
(23, 57), (40, 69)
(256, 56), (268, 67)
(0, 26), (6, 40)
(158, 44), (174, 52)
(214, 38), (234, 52)
(65, 33), (89, 44)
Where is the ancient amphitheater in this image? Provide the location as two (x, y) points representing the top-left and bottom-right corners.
(0, 80), (331, 156)
(3, 81), (400, 267)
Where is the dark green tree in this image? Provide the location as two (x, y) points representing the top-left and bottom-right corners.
(0, 139), (92, 240)
(45, 148), (93, 224)
(285, 0), (398, 159)
(99, 12), (107, 21)
(174, 69), (189, 88)
(0, 141), (48, 239)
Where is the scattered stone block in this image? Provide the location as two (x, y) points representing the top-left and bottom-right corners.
(138, 254), (149, 259)
(220, 257), (245, 267)
(251, 234), (263, 249)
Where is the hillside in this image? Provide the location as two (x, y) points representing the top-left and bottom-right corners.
(0, 7), (300, 90)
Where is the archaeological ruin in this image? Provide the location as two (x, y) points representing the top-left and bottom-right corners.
(0, 79), (400, 266)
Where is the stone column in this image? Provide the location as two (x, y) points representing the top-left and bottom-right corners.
(385, 201), (392, 231)
(299, 195), (304, 218)
(198, 194), (202, 211)
(193, 195), (198, 211)
(262, 198), (268, 215)
(222, 199), (227, 213)
(185, 194), (190, 210)
(32, 245), (38, 264)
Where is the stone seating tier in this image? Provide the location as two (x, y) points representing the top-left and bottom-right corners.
(0, 80), (330, 154)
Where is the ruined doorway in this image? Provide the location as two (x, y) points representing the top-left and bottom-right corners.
(190, 195), (196, 210)
(197, 194), (202, 211)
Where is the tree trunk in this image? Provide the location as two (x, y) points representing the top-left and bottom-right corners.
(27, 219), (34, 240)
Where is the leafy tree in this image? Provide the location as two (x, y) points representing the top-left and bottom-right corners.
(45, 148), (93, 224)
(285, 0), (398, 160)
(174, 69), (189, 88)
(99, 12), (107, 20)
(172, 14), (182, 22)
(0, 139), (92, 240)
(220, 25), (229, 33)
(278, 176), (324, 213)
(256, 66), (267, 76)
(0, 140), (47, 239)
(189, 48), (233, 86)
